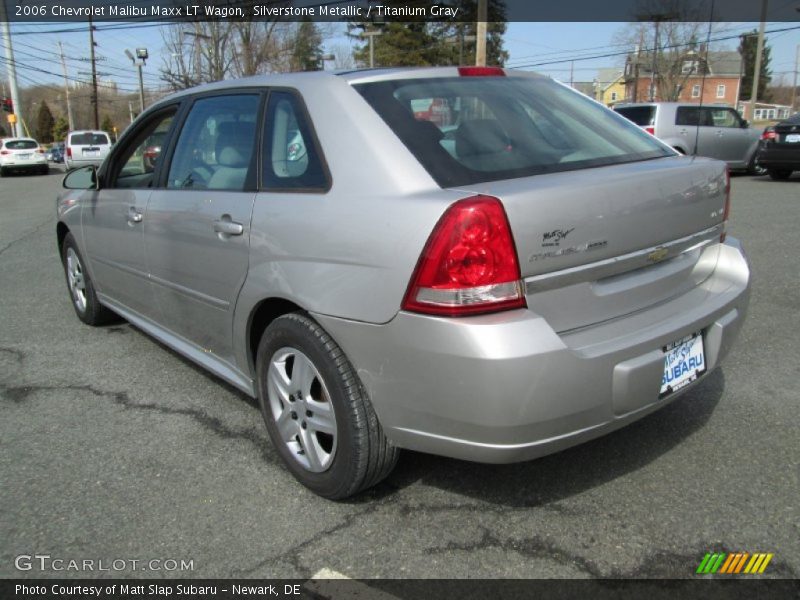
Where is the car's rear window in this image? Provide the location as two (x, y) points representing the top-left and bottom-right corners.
(355, 77), (670, 187)
(70, 132), (110, 146)
(4, 140), (38, 150)
(614, 106), (657, 127)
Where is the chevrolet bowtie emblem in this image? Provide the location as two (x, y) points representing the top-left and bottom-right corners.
(647, 247), (669, 263)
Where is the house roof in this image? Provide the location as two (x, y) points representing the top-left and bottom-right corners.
(595, 68), (625, 91)
(630, 50), (742, 77)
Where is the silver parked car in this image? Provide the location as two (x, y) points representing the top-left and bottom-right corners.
(613, 102), (763, 173)
(57, 68), (750, 499)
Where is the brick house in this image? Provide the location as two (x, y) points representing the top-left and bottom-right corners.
(623, 50), (742, 107)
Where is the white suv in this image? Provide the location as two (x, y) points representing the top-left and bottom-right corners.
(65, 130), (112, 170)
(0, 137), (48, 176)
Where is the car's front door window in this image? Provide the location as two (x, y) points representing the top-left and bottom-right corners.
(108, 111), (176, 189)
(166, 94), (260, 191)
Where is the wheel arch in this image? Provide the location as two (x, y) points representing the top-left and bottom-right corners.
(56, 221), (70, 258)
(246, 297), (304, 374)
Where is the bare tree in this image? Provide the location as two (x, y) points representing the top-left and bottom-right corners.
(617, 0), (725, 101)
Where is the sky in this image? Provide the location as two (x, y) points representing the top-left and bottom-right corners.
(1, 21), (798, 99)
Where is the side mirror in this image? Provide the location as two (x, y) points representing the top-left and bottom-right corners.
(741, 120), (750, 128)
(62, 165), (99, 190)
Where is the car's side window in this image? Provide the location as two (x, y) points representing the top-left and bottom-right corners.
(262, 91), (329, 191)
(709, 108), (742, 128)
(675, 107), (701, 127)
(167, 94), (260, 192)
(107, 111), (176, 189)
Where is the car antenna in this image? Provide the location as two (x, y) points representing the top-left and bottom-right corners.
(693, 0), (716, 158)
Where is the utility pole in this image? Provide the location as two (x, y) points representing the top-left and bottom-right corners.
(790, 44), (798, 113)
(57, 42), (75, 131)
(125, 48), (148, 113)
(88, 15), (99, 130)
(569, 61), (574, 88)
(650, 20), (661, 101)
(0, 2), (23, 137)
(361, 30), (382, 68)
(748, 0), (768, 122)
(475, 0), (487, 66)
(128, 101), (134, 124)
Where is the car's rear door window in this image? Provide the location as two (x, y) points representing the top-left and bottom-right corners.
(70, 132), (110, 145)
(166, 94), (260, 191)
(356, 77), (670, 187)
(614, 106), (656, 127)
(4, 140), (37, 150)
(261, 91), (329, 191)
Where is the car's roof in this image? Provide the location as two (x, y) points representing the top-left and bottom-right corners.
(149, 67), (545, 110)
(614, 102), (730, 108)
(1, 137), (38, 142)
(778, 112), (800, 124)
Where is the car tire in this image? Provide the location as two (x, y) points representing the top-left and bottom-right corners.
(747, 155), (767, 176)
(61, 232), (117, 326)
(256, 312), (399, 500)
(768, 169), (792, 181)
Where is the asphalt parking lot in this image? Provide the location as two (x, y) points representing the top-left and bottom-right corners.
(0, 166), (798, 581)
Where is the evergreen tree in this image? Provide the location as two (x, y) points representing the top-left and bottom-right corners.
(100, 114), (115, 135)
(738, 31), (772, 102)
(36, 101), (55, 144)
(348, 1), (508, 68)
(52, 115), (69, 143)
(293, 19), (324, 71)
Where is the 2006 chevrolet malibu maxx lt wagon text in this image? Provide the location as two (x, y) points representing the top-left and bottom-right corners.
(56, 67), (750, 499)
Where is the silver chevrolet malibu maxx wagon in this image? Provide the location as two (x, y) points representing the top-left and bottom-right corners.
(57, 67), (750, 499)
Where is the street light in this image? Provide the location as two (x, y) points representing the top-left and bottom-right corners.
(125, 48), (147, 113)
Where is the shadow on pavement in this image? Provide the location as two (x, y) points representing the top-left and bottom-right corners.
(382, 369), (725, 507)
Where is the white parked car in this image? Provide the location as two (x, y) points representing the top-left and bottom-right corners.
(65, 130), (112, 170)
(0, 137), (48, 176)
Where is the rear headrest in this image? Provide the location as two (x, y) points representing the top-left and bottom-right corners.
(412, 118), (445, 143)
(216, 121), (253, 168)
(454, 119), (509, 158)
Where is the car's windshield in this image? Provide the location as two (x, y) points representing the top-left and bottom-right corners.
(70, 133), (109, 146)
(4, 139), (38, 150)
(355, 77), (670, 187)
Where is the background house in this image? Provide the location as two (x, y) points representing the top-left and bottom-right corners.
(623, 49), (742, 107)
(594, 68), (626, 106)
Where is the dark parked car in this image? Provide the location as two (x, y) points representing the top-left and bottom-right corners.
(756, 112), (800, 180)
(50, 145), (65, 164)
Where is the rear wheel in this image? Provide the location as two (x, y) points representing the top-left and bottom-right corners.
(768, 169), (792, 180)
(256, 312), (398, 499)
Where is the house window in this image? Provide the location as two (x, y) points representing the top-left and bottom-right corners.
(716, 84), (726, 98)
(610, 91), (617, 101)
(682, 60), (699, 74)
(691, 84), (701, 98)
(754, 109), (763, 120)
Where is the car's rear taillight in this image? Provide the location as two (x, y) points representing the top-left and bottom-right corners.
(458, 66), (505, 77)
(402, 195), (526, 317)
(0, 150), (9, 155)
(721, 166), (731, 243)
(644, 126), (655, 135)
(761, 127), (776, 141)
(67, 147), (72, 158)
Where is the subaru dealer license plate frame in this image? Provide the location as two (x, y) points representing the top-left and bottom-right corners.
(660, 332), (706, 398)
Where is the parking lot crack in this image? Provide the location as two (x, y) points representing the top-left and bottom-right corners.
(0, 383), (279, 464)
(0, 217), (52, 257)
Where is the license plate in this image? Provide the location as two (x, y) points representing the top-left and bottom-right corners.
(785, 134), (800, 143)
(17, 153), (31, 159)
(660, 332), (706, 397)
(83, 150), (99, 157)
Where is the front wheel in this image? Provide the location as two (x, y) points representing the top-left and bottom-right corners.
(61, 232), (117, 325)
(256, 313), (398, 499)
(768, 169), (792, 181)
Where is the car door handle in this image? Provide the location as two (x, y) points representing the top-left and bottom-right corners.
(127, 207), (143, 224)
(213, 215), (244, 236)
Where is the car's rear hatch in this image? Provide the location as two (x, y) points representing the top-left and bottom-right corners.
(773, 118), (800, 146)
(354, 72), (725, 331)
(454, 157), (725, 332)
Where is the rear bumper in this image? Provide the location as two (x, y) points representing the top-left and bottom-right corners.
(314, 238), (750, 463)
(756, 146), (800, 170)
